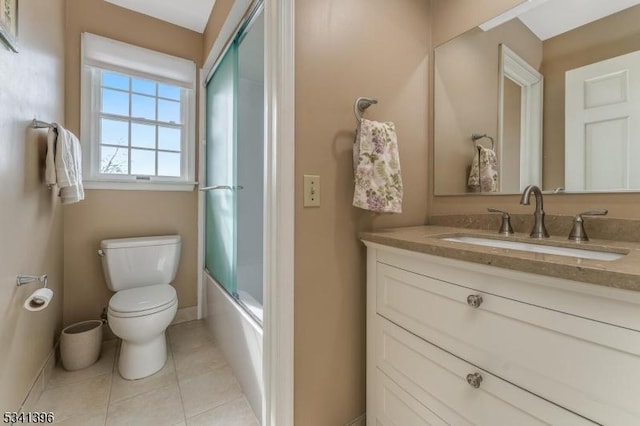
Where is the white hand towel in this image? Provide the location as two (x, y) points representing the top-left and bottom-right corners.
(53, 125), (85, 204)
(468, 146), (499, 193)
(353, 118), (403, 213)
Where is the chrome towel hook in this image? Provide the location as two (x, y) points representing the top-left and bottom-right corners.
(354, 97), (378, 123)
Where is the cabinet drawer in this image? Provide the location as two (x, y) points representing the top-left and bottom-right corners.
(377, 248), (640, 332)
(375, 317), (594, 425)
(377, 262), (640, 424)
(375, 370), (447, 426)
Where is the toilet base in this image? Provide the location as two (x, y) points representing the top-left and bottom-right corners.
(118, 333), (168, 380)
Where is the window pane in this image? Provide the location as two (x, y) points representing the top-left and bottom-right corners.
(132, 94), (156, 120)
(100, 146), (128, 174)
(102, 72), (129, 90)
(131, 123), (156, 149)
(158, 84), (180, 100)
(101, 118), (128, 146)
(131, 149), (156, 175)
(132, 78), (156, 95)
(158, 151), (181, 177)
(102, 89), (129, 116)
(158, 99), (181, 123)
(158, 127), (181, 151)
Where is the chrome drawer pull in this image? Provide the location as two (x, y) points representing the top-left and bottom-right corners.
(467, 294), (483, 308)
(466, 372), (483, 389)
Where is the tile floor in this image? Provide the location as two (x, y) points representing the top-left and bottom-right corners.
(32, 320), (259, 426)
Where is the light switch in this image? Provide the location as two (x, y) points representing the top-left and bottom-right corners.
(303, 175), (320, 207)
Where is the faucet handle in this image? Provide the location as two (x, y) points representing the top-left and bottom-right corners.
(568, 209), (608, 242)
(487, 208), (514, 235)
(577, 209), (608, 217)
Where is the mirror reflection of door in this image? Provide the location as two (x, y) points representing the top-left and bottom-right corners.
(498, 44), (543, 193)
(565, 50), (640, 191)
(501, 77), (522, 193)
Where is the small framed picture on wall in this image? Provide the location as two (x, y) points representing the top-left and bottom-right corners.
(0, 0), (18, 52)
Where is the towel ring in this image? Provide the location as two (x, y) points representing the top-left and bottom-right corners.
(471, 133), (495, 151)
(354, 97), (378, 123)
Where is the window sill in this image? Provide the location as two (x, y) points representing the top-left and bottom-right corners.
(83, 180), (197, 192)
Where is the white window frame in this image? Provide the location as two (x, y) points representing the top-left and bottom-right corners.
(81, 33), (197, 191)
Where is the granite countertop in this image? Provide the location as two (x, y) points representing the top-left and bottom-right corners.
(360, 225), (640, 292)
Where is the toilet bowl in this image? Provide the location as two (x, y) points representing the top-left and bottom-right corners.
(107, 284), (178, 380)
(100, 235), (181, 380)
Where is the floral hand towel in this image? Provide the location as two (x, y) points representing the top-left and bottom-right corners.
(467, 146), (498, 192)
(353, 119), (403, 213)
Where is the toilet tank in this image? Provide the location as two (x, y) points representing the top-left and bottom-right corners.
(100, 235), (181, 291)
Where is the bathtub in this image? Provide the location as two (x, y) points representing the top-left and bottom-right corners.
(204, 272), (263, 422)
(237, 289), (263, 323)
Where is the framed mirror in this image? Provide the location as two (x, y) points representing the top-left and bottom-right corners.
(434, 0), (640, 195)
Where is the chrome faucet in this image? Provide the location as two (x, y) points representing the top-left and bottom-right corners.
(520, 185), (549, 238)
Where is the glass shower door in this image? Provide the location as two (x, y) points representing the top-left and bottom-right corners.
(204, 43), (238, 297)
(235, 11), (264, 319)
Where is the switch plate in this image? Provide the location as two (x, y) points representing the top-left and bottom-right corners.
(303, 175), (320, 207)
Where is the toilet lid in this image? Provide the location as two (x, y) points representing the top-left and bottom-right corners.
(109, 284), (177, 314)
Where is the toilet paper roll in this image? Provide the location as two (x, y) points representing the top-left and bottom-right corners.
(24, 288), (54, 312)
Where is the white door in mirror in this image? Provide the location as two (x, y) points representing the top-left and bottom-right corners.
(565, 50), (640, 191)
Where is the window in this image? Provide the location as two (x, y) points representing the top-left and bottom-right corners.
(97, 71), (184, 178)
(81, 33), (196, 190)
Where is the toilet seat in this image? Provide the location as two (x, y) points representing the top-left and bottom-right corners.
(109, 284), (177, 318)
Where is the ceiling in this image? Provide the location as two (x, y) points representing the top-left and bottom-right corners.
(105, 0), (640, 44)
(518, 0), (640, 40)
(104, 0), (217, 33)
(480, 0), (640, 41)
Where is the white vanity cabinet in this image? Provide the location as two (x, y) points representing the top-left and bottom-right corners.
(364, 242), (640, 426)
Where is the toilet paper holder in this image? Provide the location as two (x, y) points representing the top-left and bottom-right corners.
(16, 274), (48, 288)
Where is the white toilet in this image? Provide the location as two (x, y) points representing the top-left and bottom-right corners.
(99, 235), (181, 380)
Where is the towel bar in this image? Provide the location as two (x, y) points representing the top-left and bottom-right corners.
(31, 119), (56, 129)
(199, 185), (244, 192)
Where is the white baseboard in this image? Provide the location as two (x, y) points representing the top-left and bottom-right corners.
(19, 348), (57, 412)
(171, 306), (198, 325)
(345, 413), (366, 426)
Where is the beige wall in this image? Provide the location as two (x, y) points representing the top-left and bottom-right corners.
(542, 5), (640, 189)
(63, 0), (202, 327)
(62, 191), (198, 326)
(0, 0), (65, 410)
(203, 0), (234, 61)
(431, 0), (527, 46)
(430, 1), (640, 220)
(295, 0), (430, 423)
(434, 19), (542, 194)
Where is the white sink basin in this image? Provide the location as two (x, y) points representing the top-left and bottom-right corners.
(441, 236), (625, 261)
